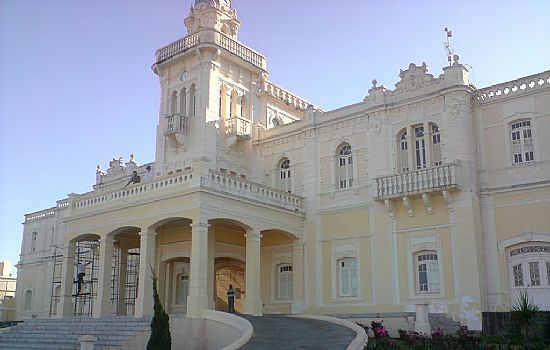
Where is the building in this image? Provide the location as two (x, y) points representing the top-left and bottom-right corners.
(0, 261), (16, 321)
(15, 0), (550, 331)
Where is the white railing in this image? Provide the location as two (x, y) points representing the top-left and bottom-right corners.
(263, 81), (314, 111)
(165, 113), (188, 134)
(203, 170), (303, 212)
(226, 116), (251, 137)
(155, 29), (267, 70)
(25, 208), (56, 222)
(75, 170), (195, 209)
(477, 70), (550, 102)
(374, 162), (459, 199)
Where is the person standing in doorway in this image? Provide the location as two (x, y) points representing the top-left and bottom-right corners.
(227, 284), (235, 313)
(76, 261), (92, 294)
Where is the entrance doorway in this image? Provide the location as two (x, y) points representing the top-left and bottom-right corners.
(215, 258), (245, 313)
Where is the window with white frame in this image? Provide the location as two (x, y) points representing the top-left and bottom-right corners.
(414, 126), (427, 169)
(415, 251), (440, 294)
(278, 158), (291, 193)
(510, 120), (534, 164)
(278, 264), (293, 300)
(508, 244), (550, 309)
(338, 258), (358, 297)
(397, 123), (442, 172)
(337, 144), (353, 189)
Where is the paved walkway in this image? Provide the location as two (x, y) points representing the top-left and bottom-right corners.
(240, 315), (356, 350)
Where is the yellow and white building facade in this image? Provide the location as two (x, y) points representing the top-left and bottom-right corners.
(15, 0), (550, 331)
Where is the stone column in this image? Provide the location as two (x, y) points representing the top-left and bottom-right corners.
(117, 247), (128, 315)
(93, 235), (115, 317)
(158, 261), (167, 313)
(164, 262), (172, 309)
(244, 230), (262, 316)
(59, 241), (76, 317)
(407, 124), (415, 171)
(187, 222), (210, 318)
(134, 228), (157, 317)
(292, 241), (305, 314)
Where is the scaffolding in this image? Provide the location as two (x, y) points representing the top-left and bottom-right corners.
(48, 245), (64, 317)
(48, 240), (140, 318)
(73, 241), (99, 316)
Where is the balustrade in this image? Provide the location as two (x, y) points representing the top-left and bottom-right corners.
(155, 29), (266, 70)
(226, 116), (251, 137)
(164, 113), (188, 135)
(204, 170), (303, 212)
(374, 162), (459, 199)
(477, 70), (550, 102)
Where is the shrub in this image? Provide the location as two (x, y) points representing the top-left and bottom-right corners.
(147, 267), (172, 350)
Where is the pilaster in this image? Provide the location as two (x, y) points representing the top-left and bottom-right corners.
(291, 241), (305, 314)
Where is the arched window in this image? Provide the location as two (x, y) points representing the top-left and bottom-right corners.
(176, 273), (189, 305)
(337, 144), (353, 189)
(338, 258), (357, 297)
(180, 88), (187, 116)
(397, 129), (409, 172)
(431, 123), (442, 166)
(508, 244), (550, 309)
(24, 289), (32, 311)
(278, 264), (293, 300)
(31, 231), (38, 253)
(170, 91), (178, 115)
(510, 120), (534, 164)
(189, 84), (196, 117)
(415, 251), (440, 294)
(278, 158), (291, 193)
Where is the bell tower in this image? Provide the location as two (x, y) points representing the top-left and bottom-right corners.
(185, 0), (240, 39)
(152, 0), (267, 179)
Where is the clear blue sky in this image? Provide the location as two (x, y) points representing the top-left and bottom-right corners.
(1, 0), (549, 276)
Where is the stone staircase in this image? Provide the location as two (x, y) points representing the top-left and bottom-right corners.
(0, 316), (151, 349)
(429, 313), (462, 334)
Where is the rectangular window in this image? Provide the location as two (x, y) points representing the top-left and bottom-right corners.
(338, 259), (358, 297)
(529, 262), (541, 286)
(525, 151), (534, 162)
(416, 253), (440, 294)
(514, 154), (523, 164)
(513, 264), (524, 287)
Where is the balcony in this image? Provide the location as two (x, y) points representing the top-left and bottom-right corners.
(374, 162), (460, 199)
(155, 29), (267, 70)
(226, 116), (251, 138)
(373, 162), (460, 216)
(164, 113), (188, 149)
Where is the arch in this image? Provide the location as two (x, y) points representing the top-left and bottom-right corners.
(24, 289), (32, 311)
(397, 127), (409, 172)
(498, 233), (550, 251)
(147, 217), (193, 231)
(260, 228), (299, 242)
(209, 217), (253, 232)
(277, 157), (292, 193)
(336, 142), (353, 189)
(170, 90), (178, 115)
(189, 84), (196, 117)
(179, 87), (187, 116)
(69, 233), (101, 245)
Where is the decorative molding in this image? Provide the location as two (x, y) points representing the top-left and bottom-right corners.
(422, 193), (433, 214)
(402, 196), (414, 217)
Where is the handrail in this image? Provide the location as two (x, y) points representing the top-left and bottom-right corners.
(155, 29), (267, 70)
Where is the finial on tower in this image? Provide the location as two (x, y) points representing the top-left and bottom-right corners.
(443, 27), (460, 66)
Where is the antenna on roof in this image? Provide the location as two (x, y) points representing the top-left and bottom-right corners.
(444, 27), (454, 66)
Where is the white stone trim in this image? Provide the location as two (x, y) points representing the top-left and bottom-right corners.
(498, 232), (550, 251)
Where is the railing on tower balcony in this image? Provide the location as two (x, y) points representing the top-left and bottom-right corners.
(373, 162), (460, 200)
(226, 116), (251, 138)
(164, 113), (188, 135)
(155, 29), (267, 70)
